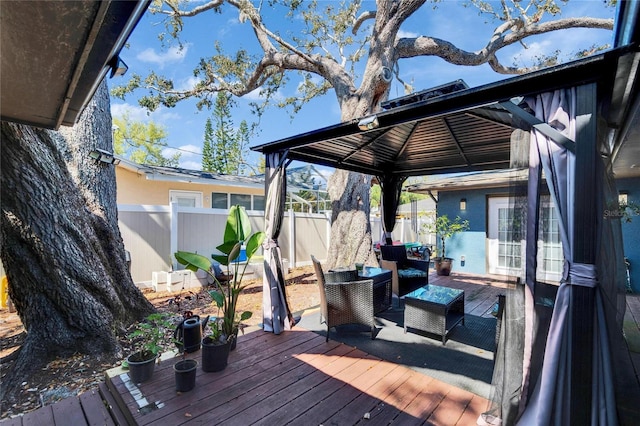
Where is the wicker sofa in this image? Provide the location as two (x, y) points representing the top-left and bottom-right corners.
(379, 245), (429, 297)
(311, 255), (377, 341)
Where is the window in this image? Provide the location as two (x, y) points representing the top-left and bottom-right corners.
(539, 203), (563, 276)
(497, 207), (523, 270)
(488, 196), (562, 281)
(253, 195), (265, 211)
(488, 197), (524, 276)
(619, 193), (628, 204)
(211, 192), (228, 209)
(210, 192), (265, 210)
(169, 190), (202, 207)
(230, 194), (251, 210)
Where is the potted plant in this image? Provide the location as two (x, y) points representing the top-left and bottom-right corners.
(429, 214), (469, 276)
(175, 205), (266, 372)
(125, 312), (172, 384)
(200, 316), (232, 372)
(173, 336), (198, 392)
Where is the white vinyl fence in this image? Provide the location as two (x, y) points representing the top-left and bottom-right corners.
(118, 204), (429, 287)
(0, 205), (431, 290)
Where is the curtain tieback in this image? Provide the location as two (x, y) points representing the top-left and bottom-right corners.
(263, 239), (278, 250)
(564, 262), (597, 288)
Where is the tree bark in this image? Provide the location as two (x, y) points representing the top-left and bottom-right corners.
(325, 170), (377, 269)
(0, 80), (155, 403)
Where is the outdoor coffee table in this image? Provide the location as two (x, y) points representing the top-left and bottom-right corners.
(403, 284), (465, 344)
(359, 266), (392, 314)
(327, 266), (392, 314)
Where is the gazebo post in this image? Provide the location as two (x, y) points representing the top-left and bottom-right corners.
(262, 150), (294, 334)
(568, 82), (598, 424)
(379, 174), (406, 245)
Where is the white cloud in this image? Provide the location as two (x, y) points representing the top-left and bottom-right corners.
(506, 39), (557, 65)
(176, 76), (202, 92)
(180, 144), (202, 156)
(111, 103), (181, 123)
(162, 144), (202, 170)
(243, 86), (285, 102)
(397, 29), (418, 39)
(137, 45), (189, 67)
(179, 160), (202, 170)
(244, 87), (264, 101)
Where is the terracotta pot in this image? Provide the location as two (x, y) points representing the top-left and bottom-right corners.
(434, 258), (453, 276)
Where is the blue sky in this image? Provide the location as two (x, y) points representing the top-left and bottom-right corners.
(109, 1), (616, 172)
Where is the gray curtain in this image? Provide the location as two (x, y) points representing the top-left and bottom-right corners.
(379, 174), (406, 244)
(516, 88), (619, 425)
(262, 151), (293, 334)
(480, 87), (627, 426)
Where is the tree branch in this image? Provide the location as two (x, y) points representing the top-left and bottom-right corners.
(353, 10), (376, 35)
(396, 16), (613, 73)
(154, 0), (224, 17)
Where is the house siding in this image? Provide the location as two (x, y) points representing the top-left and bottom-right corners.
(437, 177), (640, 293)
(617, 177), (640, 292)
(437, 189), (494, 275)
(116, 167), (263, 206)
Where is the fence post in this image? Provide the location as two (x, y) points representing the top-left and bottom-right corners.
(170, 202), (178, 271)
(289, 208), (295, 268)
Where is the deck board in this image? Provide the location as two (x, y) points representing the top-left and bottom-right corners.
(252, 354), (383, 425)
(207, 342), (358, 425)
(20, 405), (54, 425)
(98, 382), (131, 426)
(107, 328), (488, 425)
(157, 334), (337, 424)
(320, 360), (403, 425)
(114, 328), (321, 424)
(51, 397), (86, 426)
(3, 273), (639, 425)
(78, 387), (115, 426)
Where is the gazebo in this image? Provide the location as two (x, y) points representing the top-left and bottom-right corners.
(252, 9), (639, 425)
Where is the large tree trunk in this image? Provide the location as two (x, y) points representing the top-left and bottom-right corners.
(325, 170), (378, 269)
(0, 81), (154, 403)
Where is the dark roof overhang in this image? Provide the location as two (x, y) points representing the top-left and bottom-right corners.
(1, 1), (150, 129)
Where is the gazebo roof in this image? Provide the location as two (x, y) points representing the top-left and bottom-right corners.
(252, 45), (640, 179)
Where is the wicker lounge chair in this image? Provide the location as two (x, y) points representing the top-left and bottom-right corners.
(311, 255), (377, 341)
(379, 245), (429, 297)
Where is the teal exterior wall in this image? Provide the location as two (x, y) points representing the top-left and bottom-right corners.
(436, 189), (503, 275)
(436, 177), (640, 292)
(617, 177), (640, 293)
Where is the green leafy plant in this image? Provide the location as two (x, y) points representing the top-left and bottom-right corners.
(202, 315), (228, 345)
(429, 215), (469, 260)
(126, 312), (173, 362)
(175, 205), (266, 343)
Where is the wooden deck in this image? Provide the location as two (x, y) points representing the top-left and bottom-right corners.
(2, 272), (639, 425)
(105, 327), (488, 425)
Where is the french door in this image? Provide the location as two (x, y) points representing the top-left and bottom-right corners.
(488, 196), (562, 282)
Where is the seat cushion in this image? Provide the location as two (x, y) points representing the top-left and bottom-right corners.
(398, 267), (428, 279)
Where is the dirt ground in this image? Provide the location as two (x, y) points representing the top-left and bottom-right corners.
(0, 265), (319, 420)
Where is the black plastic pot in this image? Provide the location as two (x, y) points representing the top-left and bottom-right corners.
(201, 336), (232, 372)
(174, 359), (197, 392)
(230, 328), (239, 351)
(127, 352), (157, 384)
